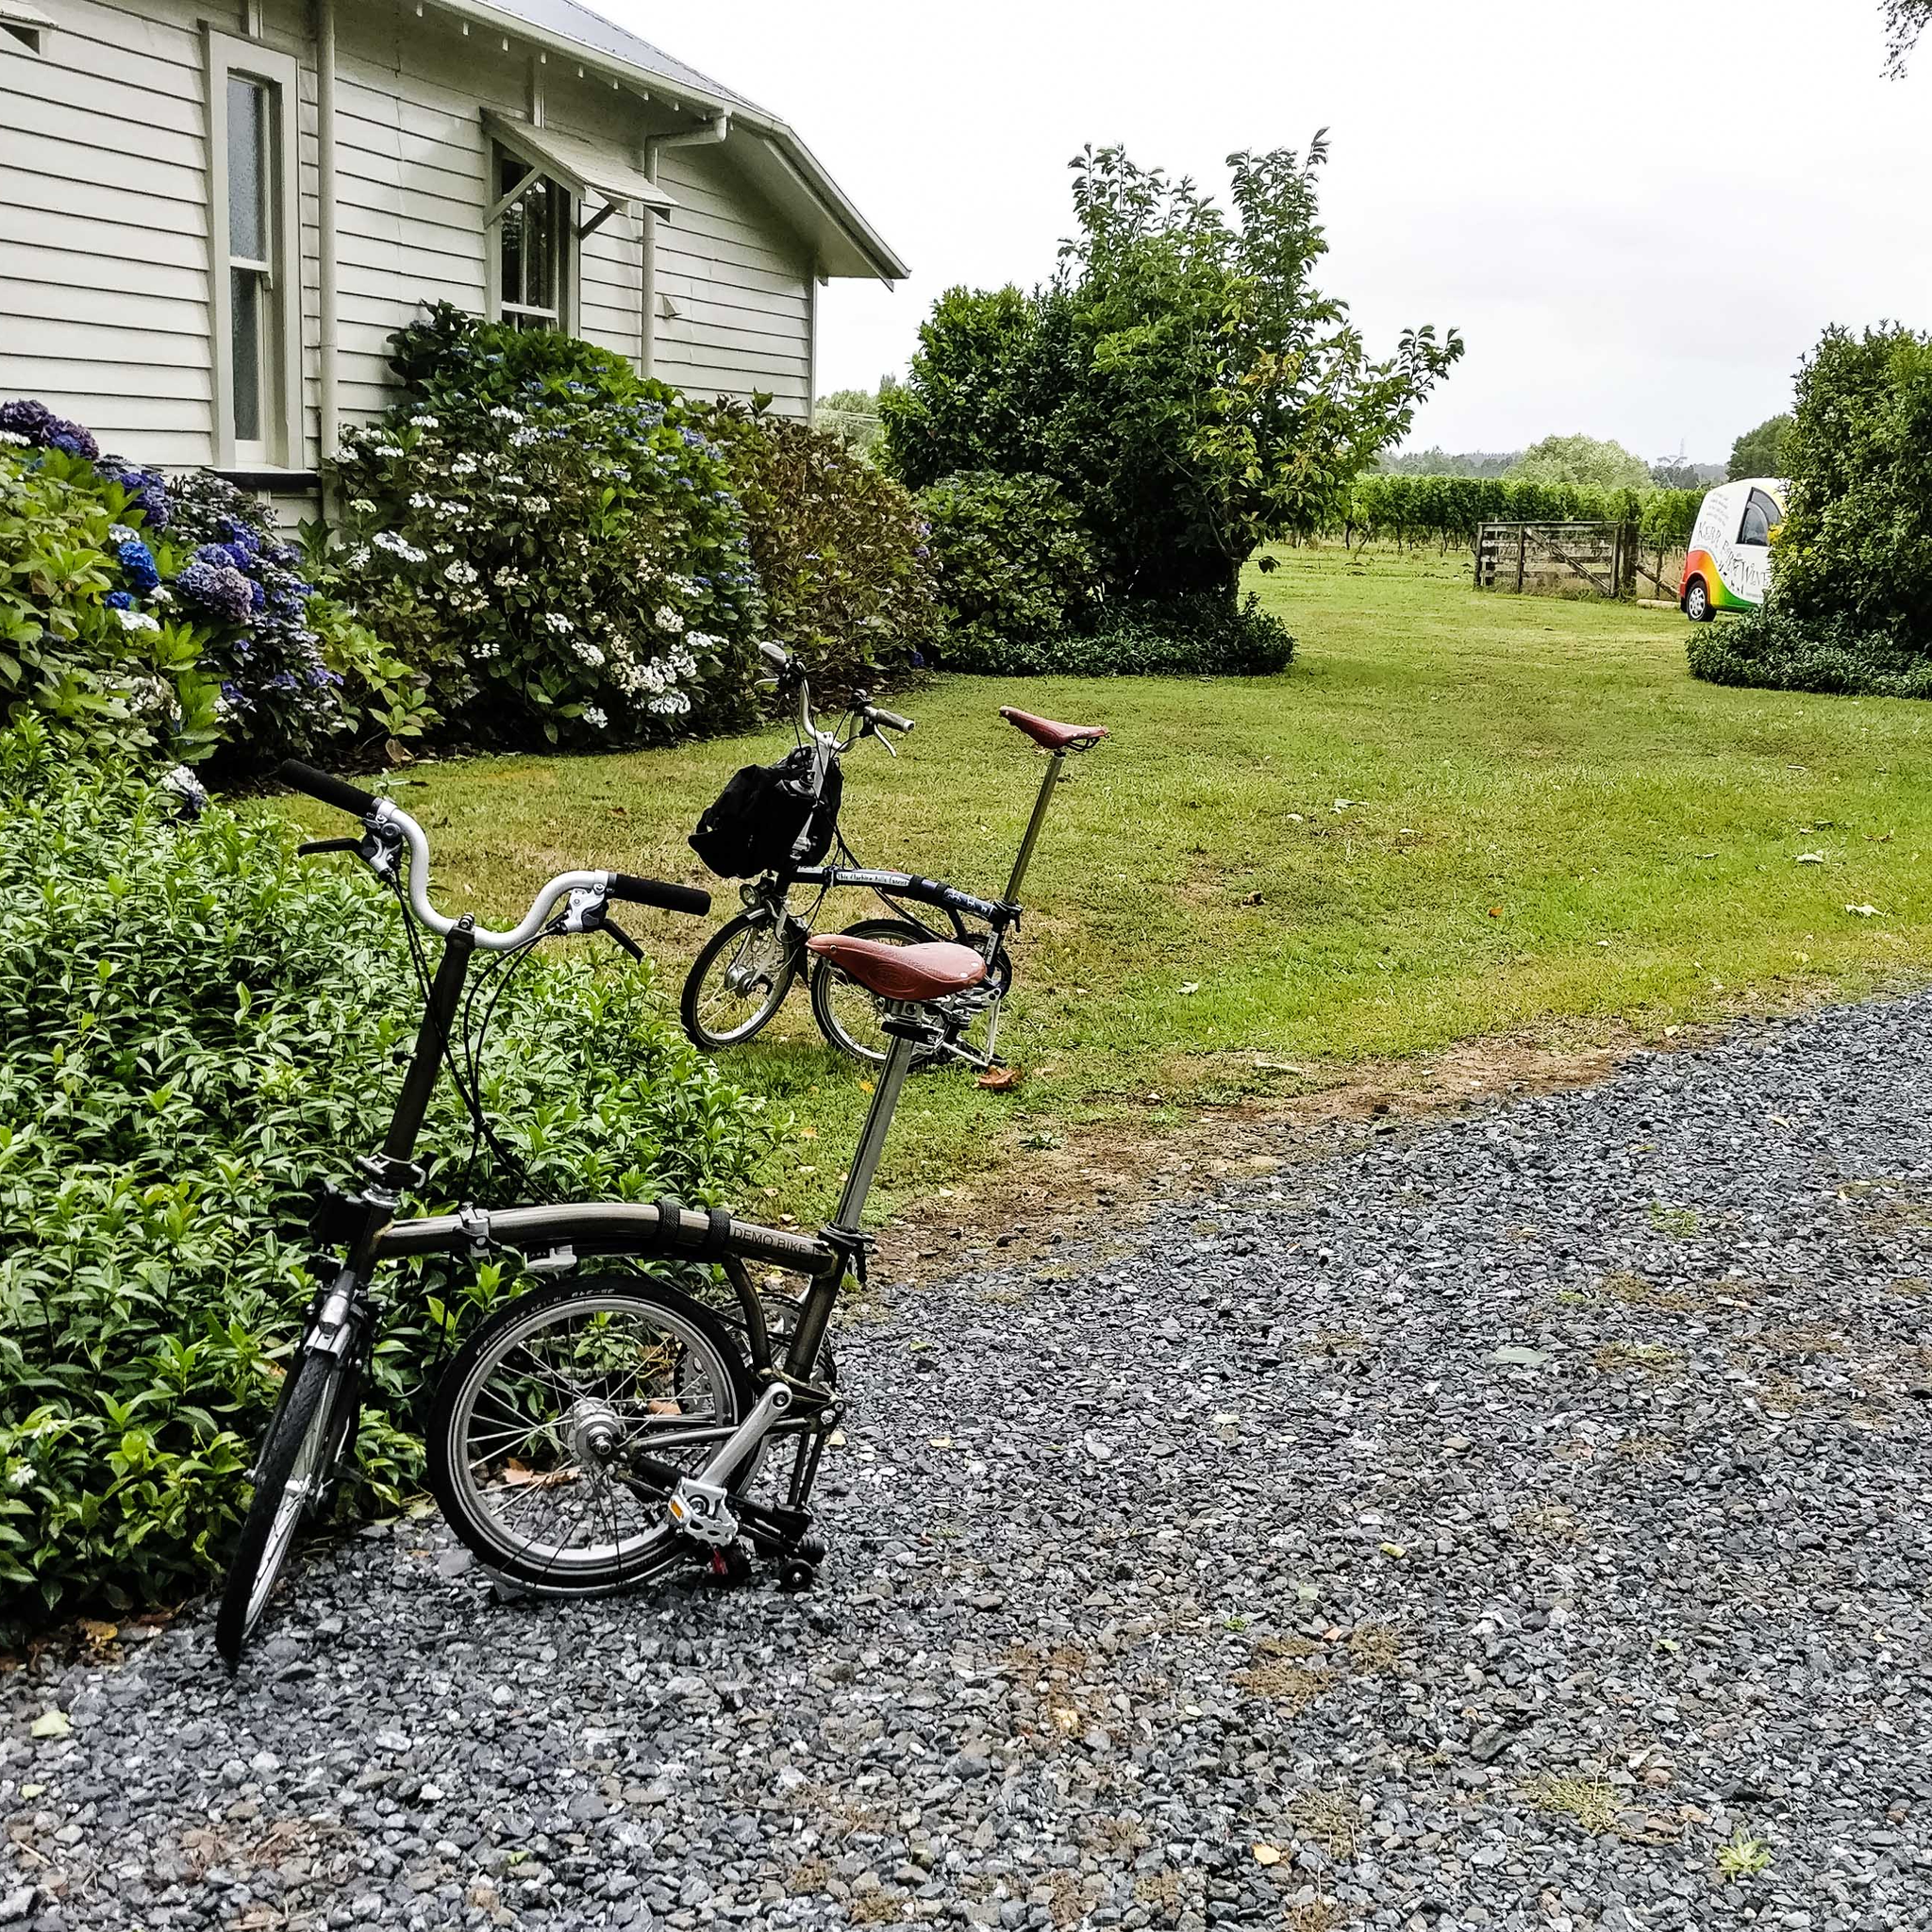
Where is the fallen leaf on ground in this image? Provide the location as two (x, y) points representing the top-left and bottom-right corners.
(1251, 1842), (1283, 1866)
(1845, 904), (1881, 917)
(975, 1067), (1018, 1091)
(1795, 852), (1824, 864)
(30, 1709), (70, 1739)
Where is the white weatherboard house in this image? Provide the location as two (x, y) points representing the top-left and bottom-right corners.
(0, 0), (904, 508)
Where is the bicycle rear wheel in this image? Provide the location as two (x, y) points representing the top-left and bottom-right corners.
(427, 1276), (756, 1595)
(680, 912), (799, 1051)
(215, 1349), (348, 1664)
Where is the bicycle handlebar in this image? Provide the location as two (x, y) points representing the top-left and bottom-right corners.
(865, 707), (914, 734)
(280, 759), (380, 819)
(608, 874), (711, 916)
(278, 761), (710, 951)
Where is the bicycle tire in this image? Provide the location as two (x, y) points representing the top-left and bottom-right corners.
(427, 1276), (758, 1595)
(808, 916), (946, 1066)
(679, 911), (799, 1051)
(214, 1348), (346, 1665)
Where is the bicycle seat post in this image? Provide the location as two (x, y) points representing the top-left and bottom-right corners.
(826, 1008), (936, 1237)
(1003, 750), (1068, 908)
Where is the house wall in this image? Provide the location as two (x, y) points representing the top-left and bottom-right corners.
(0, 0), (817, 482)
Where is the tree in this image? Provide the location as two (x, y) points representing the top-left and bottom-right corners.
(1727, 413), (1792, 480)
(882, 136), (1463, 603)
(1883, 0), (1929, 72)
(1507, 433), (1650, 490)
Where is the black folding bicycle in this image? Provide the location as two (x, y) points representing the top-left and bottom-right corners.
(680, 642), (1108, 1070)
(217, 759), (997, 1661)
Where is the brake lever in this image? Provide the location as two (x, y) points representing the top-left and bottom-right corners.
(599, 917), (644, 963)
(296, 838), (364, 858)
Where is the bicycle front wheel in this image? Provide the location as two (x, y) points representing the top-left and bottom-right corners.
(427, 1277), (756, 1595)
(215, 1349), (349, 1664)
(680, 912), (799, 1051)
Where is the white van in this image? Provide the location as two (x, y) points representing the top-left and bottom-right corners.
(1680, 477), (1788, 621)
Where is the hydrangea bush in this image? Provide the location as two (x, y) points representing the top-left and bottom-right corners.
(0, 402), (431, 768)
(318, 305), (760, 747)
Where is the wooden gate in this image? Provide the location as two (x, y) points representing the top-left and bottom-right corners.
(1474, 521), (1638, 599)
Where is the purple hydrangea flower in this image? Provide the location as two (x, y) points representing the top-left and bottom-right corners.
(0, 398), (99, 459)
(116, 539), (160, 592)
(176, 558), (256, 625)
(97, 459), (172, 532)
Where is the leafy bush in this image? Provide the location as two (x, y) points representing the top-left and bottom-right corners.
(1688, 606), (1932, 698)
(918, 470), (1101, 662)
(940, 590), (1292, 677)
(319, 305), (760, 748)
(882, 140), (1461, 607)
(0, 727), (774, 1633)
(1727, 413), (1791, 482)
(0, 441), (214, 756)
(1690, 325), (1932, 698)
(702, 399), (939, 695)
(0, 403), (428, 768)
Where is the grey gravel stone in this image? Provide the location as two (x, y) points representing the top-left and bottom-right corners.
(8, 995), (1932, 1928)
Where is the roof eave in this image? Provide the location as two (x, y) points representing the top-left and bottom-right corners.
(422, 0), (907, 282)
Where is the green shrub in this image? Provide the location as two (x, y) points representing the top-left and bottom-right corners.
(0, 442), (216, 757)
(0, 407), (425, 769)
(1689, 605), (1932, 699)
(882, 141), (1460, 606)
(1690, 325), (1932, 698)
(0, 726), (774, 1633)
(941, 590), (1292, 677)
(702, 399), (939, 695)
(319, 303), (761, 748)
(919, 470), (1101, 662)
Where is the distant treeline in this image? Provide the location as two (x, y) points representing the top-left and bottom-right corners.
(1336, 475), (1704, 549)
(1376, 446), (1724, 488)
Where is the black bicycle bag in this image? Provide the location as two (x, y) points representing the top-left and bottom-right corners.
(688, 747), (842, 878)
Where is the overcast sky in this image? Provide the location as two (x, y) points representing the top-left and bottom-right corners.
(619, 0), (1930, 463)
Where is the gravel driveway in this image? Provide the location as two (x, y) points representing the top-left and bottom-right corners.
(8, 994), (1932, 1932)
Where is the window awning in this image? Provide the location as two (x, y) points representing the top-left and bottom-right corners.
(482, 109), (675, 232)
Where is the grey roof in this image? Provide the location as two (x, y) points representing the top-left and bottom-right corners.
(449, 0), (907, 280)
(490, 0), (761, 115)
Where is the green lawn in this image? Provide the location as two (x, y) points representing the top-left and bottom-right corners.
(288, 542), (1932, 1225)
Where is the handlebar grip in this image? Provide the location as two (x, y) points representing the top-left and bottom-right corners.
(278, 760), (379, 819)
(758, 641), (793, 673)
(869, 708), (914, 733)
(608, 874), (712, 917)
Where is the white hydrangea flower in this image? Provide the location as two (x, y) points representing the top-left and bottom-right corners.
(108, 524), (139, 544)
(410, 413), (441, 429)
(446, 560), (479, 586)
(112, 608), (161, 634)
(648, 691), (691, 716)
(584, 705), (608, 729)
(0, 429), (29, 447)
(489, 405), (524, 423)
(372, 531), (427, 563)
(542, 612), (573, 634)
(451, 456), (479, 477)
(408, 491), (434, 509)
(574, 641), (606, 668)
(372, 444), (405, 459)
(510, 428), (540, 448)
(654, 607), (684, 635)
(349, 498), (377, 515)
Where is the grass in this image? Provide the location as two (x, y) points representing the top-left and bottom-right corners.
(285, 541), (1932, 1224)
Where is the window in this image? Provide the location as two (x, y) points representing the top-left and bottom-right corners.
(227, 77), (272, 449)
(207, 32), (301, 468)
(0, 0), (51, 55)
(1738, 488), (1779, 547)
(494, 149), (569, 330)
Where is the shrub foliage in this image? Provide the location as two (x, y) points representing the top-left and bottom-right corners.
(883, 138), (1461, 623)
(320, 305), (761, 748)
(1692, 324), (1932, 697)
(0, 728), (772, 1633)
(704, 399), (940, 695)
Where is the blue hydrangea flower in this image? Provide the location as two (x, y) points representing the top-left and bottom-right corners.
(176, 558), (255, 625)
(103, 591), (135, 610)
(116, 539), (160, 592)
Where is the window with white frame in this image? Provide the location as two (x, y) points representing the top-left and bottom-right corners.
(207, 32), (301, 468)
(494, 148), (571, 330)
